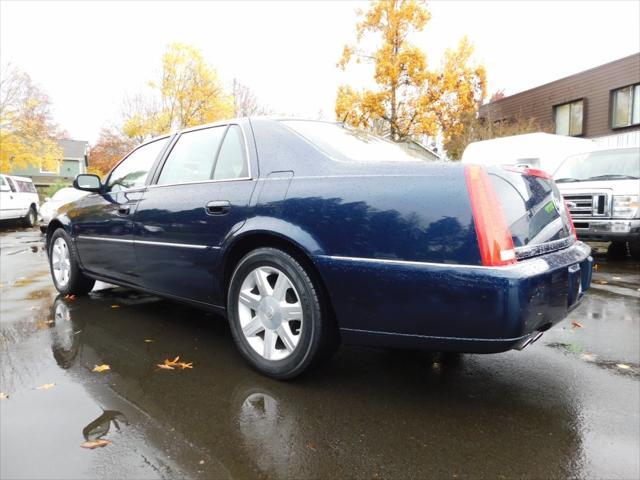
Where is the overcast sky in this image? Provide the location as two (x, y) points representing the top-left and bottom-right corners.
(1, 0), (639, 143)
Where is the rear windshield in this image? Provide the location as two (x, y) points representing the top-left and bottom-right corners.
(281, 121), (433, 162)
(490, 172), (572, 248)
(555, 149), (640, 182)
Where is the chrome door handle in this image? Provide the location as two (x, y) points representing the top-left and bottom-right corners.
(206, 200), (231, 215)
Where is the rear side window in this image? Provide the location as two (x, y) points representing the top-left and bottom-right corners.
(15, 180), (36, 193)
(158, 127), (226, 185)
(108, 137), (168, 192)
(213, 125), (248, 180)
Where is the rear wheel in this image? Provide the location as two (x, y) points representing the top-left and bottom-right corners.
(22, 206), (36, 228)
(227, 247), (335, 379)
(49, 229), (95, 295)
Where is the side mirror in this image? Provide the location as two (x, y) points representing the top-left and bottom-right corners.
(73, 174), (102, 193)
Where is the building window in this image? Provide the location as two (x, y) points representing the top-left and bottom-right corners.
(555, 100), (583, 136)
(612, 84), (640, 128)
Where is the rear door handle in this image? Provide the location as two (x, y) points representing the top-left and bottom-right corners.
(206, 200), (231, 215)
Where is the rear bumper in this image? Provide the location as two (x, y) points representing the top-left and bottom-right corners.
(574, 218), (640, 242)
(314, 242), (593, 353)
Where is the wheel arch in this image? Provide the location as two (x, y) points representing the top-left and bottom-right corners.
(221, 230), (339, 331)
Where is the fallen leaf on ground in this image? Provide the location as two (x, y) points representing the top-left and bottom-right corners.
(144, 339), (155, 343)
(178, 362), (193, 369)
(593, 280), (608, 285)
(580, 353), (596, 362)
(111, 305), (120, 309)
(157, 363), (175, 370)
(571, 321), (583, 328)
(165, 356), (181, 366)
(616, 363), (631, 370)
(64, 294), (77, 300)
(0, 392), (9, 400)
(36, 383), (56, 390)
(199, 460), (205, 465)
(612, 276), (621, 281)
(80, 439), (111, 449)
(307, 442), (317, 451)
(593, 264), (599, 271)
(92, 364), (111, 373)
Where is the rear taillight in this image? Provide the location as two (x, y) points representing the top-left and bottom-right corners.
(465, 165), (516, 266)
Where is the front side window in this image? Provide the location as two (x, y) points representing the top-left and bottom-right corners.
(612, 84), (640, 128)
(157, 127), (225, 185)
(554, 100), (583, 136)
(157, 125), (249, 185)
(108, 137), (168, 192)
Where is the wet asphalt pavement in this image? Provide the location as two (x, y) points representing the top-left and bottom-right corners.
(0, 226), (638, 480)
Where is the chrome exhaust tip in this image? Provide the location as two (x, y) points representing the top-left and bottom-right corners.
(515, 331), (544, 351)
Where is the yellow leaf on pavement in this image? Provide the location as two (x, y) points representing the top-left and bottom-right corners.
(616, 363), (631, 370)
(80, 439), (111, 449)
(157, 363), (175, 370)
(571, 321), (583, 328)
(178, 362), (193, 369)
(36, 383), (56, 390)
(92, 364), (111, 373)
(144, 339), (155, 343)
(111, 305), (120, 309)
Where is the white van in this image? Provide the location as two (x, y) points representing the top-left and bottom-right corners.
(0, 174), (40, 227)
(461, 132), (595, 174)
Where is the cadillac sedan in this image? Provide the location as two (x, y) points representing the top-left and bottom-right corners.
(46, 119), (593, 378)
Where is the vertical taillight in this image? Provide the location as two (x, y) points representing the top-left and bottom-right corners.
(465, 165), (516, 266)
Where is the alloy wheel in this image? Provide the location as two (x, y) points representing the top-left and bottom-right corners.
(51, 237), (71, 287)
(237, 266), (303, 361)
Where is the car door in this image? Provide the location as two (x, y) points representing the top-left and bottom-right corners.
(72, 137), (170, 283)
(0, 176), (19, 220)
(1, 176), (26, 219)
(133, 123), (256, 305)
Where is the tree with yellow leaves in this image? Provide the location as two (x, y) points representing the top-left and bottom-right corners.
(0, 65), (62, 172)
(123, 43), (233, 141)
(336, 0), (486, 155)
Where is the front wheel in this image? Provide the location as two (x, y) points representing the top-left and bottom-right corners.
(227, 247), (335, 379)
(49, 229), (95, 295)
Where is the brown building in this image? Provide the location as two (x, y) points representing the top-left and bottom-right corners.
(479, 53), (640, 148)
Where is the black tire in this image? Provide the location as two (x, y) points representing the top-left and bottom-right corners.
(607, 241), (628, 259)
(629, 240), (640, 261)
(48, 228), (95, 296)
(22, 206), (36, 228)
(227, 247), (337, 379)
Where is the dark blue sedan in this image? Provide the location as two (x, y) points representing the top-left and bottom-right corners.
(46, 119), (593, 378)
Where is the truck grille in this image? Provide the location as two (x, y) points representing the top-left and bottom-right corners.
(563, 193), (609, 218)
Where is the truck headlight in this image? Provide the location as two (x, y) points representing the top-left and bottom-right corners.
(612, 195), (640, 218)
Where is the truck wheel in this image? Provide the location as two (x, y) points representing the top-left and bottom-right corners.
(48, 228), (95, 295)
(227, 247), (337, 379)
(629, 241), (640, 261)
(22, 207), (36, 228)
(607, 241), (628, 259)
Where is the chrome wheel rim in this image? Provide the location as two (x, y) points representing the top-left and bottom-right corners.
(51, 237), (71, 287)
(238, 266), (303, 361)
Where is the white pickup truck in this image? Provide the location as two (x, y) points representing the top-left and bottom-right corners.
(0, 174), (40, 227)
(555, 148), (640, 259)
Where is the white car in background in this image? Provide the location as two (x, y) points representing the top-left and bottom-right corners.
(0, 174), (40, 227)
(38, 187), (88, 232)
(555, 148), (640, 259)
